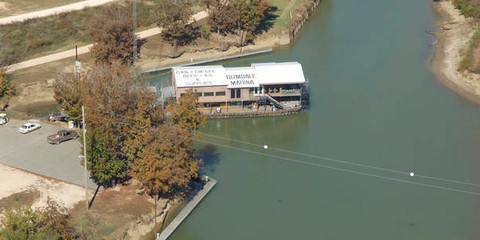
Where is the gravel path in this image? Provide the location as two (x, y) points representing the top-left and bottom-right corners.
(0, 0), (117, 25)
(6, 11), (209, 73)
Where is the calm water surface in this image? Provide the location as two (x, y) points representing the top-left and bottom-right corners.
(149, 0), (480, 239)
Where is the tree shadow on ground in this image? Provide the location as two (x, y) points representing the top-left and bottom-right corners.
(256, 5), (279, 34)
(196, 144), (220, 174)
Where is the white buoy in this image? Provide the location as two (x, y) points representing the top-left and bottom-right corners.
(264, 145), (268, 150)
(410, 172), (414, 177)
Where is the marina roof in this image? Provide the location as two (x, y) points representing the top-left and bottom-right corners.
(172, 62), (305, 88)
(252, 62), (306, 85)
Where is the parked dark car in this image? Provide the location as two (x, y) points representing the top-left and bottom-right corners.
(48, 112), (68, 122)
(47, 130), (78, 145)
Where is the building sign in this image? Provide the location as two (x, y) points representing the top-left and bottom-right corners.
(225, 69), (259, 88)
(174, 67), (225, 87)
(174, 66), (260, 88)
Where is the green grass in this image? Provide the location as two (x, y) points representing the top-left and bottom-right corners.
(100, 224), (118, 236)
(0, 0), (310, 62)
(266, 0), (313, 28)
(0, 0), (83, 17)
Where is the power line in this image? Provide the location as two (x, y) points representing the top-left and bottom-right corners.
(197, 139), (480, 196)
(201, 133), (480, 188)
(85, 121), (480, 196)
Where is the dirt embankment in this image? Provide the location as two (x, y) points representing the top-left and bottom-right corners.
(431, 1), (480, 104)
(137, 27), (290, 71)
(0, 163), (176, 240)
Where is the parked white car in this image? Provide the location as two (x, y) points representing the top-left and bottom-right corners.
(0, 113), (8, 125)
(18, 123), (42, 134)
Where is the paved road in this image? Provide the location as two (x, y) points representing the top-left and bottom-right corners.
(6, 11), (209, 73)
(0, 0), (118, 25)
(0, 119), (96, 188)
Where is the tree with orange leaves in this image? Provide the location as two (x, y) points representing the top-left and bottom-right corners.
(89, 5), (145, 66)
(130, 125), (201, 223)
(171, 89), (206, 134)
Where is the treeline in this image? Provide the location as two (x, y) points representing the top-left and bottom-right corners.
(1, 5), (206, 235)
(55, 60), (205, 204)
(55, 3), (206, 214)
(0, 43), (15, 111)
(158, 0), (273, 50)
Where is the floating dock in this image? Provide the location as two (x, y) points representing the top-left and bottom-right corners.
(156, 177), (217, 240)
(204, 106), (303, 119)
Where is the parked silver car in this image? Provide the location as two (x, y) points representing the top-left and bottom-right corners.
(18, 123), (42, 134)
(0, 113), (8, 125)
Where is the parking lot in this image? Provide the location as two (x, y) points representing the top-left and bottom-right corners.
(0, 119), (96, 188)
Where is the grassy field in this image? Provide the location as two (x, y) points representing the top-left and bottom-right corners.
(0, 0), (312, 63)
(0, 0), (82, 17)
(0, 1), (160, 62)
(266, 0), (312, 27)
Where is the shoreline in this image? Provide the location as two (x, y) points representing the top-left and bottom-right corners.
(431, 1), (480, 105)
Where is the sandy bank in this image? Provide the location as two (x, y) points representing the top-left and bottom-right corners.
(431, 1), (480, 104)
(0, 163), (87, 212)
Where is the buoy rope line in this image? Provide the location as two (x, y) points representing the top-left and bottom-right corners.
(135, 128), (480, 195)
(196, 138), (480, 196)
(196, 139), (480, 196)
(200, 132), (480, 188)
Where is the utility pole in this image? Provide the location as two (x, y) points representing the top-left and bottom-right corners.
(133, 0), (137, 65)
(82, 106), (88, 211)
(75, 45), (81, 85)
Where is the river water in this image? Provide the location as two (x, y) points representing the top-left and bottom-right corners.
(149, 0), (480, 239)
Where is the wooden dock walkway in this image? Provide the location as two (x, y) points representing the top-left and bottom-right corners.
(143, 48), (273, 74)
(156, 177), (217, 240)
(205, 106), (303, 119)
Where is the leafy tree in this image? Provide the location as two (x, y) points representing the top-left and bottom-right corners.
(89, 5), (145, 66)
(82, 62), (138, 187)
(156, 0), (199, 51)
(130, 125), (201, 222)
(232, 0), (270, 46)
(203, 0), (236, 35)
(171, 89), (206, 134)
(204, 0), (270, 46)
(0, 206), (47, 239)
(53, 72), (83, 122)
(0, 200), (79, 240)
(123, 89), (164, 164)
(0, 69), (15, 111)
(80, 62), (164, 189)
